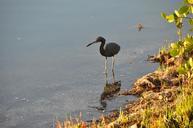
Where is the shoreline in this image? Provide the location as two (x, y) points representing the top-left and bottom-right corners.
(55, 46), (193, 127)
(55, 1), (193, 127)
(88, 53), (181, 127)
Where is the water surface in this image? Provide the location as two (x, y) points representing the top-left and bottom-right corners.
(0, 0), (179, 127)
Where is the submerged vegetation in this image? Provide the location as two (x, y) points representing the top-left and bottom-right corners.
(55, 0), (193, 127)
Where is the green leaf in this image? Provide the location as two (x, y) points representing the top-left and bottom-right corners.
(177, 66), (186, 74)
(179, 47), (185, 55)
(178, 6), (189, 15)
(189, 19), (193, 25)
(161, 13), (175, 23)
(187, 72), (191, 78)
(166, 14), (175, 23)
(169, 49), (179, 57)
(185, 63), (190, 70)
(170, 42), (184, 56)
(170, 42), (180, 49)
(184, 40), (193, 52)
(191, 6), (193, 13)
(175, 10), (180, 17)
(184, 36), (193, 52)
(189, 58), (193, 68)
(161, 12), (167, 19)
(187, 0), (193, 4)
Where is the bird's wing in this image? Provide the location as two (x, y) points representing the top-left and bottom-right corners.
(105, 43), (120, 57)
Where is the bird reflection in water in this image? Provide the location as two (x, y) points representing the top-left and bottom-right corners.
(100, 81), (121, 109)
(88, 81), (121, 111)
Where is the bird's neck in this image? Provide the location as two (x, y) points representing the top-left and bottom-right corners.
(99, 41), (106, 56)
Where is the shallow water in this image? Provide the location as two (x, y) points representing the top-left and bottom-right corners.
(0, 0), (179, 127)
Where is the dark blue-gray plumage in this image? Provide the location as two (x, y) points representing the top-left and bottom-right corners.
(87, 36), (120, 57)
(87, 36), (120, 83)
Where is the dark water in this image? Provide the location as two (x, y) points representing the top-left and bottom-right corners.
(0, 0), (179, 127)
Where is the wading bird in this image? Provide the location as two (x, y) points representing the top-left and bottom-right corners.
(86, 36), (120, 83)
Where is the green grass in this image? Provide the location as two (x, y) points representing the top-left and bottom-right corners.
(140, 80), (193, 128)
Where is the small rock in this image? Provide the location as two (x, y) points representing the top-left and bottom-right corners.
(130, 123), (138, 128)
(158, 95), (163, 100)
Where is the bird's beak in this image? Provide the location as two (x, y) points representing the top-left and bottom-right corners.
(86, 41), (97, 47)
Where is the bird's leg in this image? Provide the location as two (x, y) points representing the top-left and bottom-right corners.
(112, 70), (115, 83)
(112, 56), (115, 72)
(112, 56), (115, 83)
(105, 57), (108, 84)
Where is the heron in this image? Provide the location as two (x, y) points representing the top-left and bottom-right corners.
(86, 36), (120, 83)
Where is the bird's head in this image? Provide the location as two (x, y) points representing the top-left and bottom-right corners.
(86, 36), (106, 47)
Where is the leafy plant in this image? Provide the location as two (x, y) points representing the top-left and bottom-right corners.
(177, 57), (193, 78)
(184, 34), (193, 53)
(168, 35), (193, 57)
(169, 41), (183, 57)
(161, 0), (193, 40)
